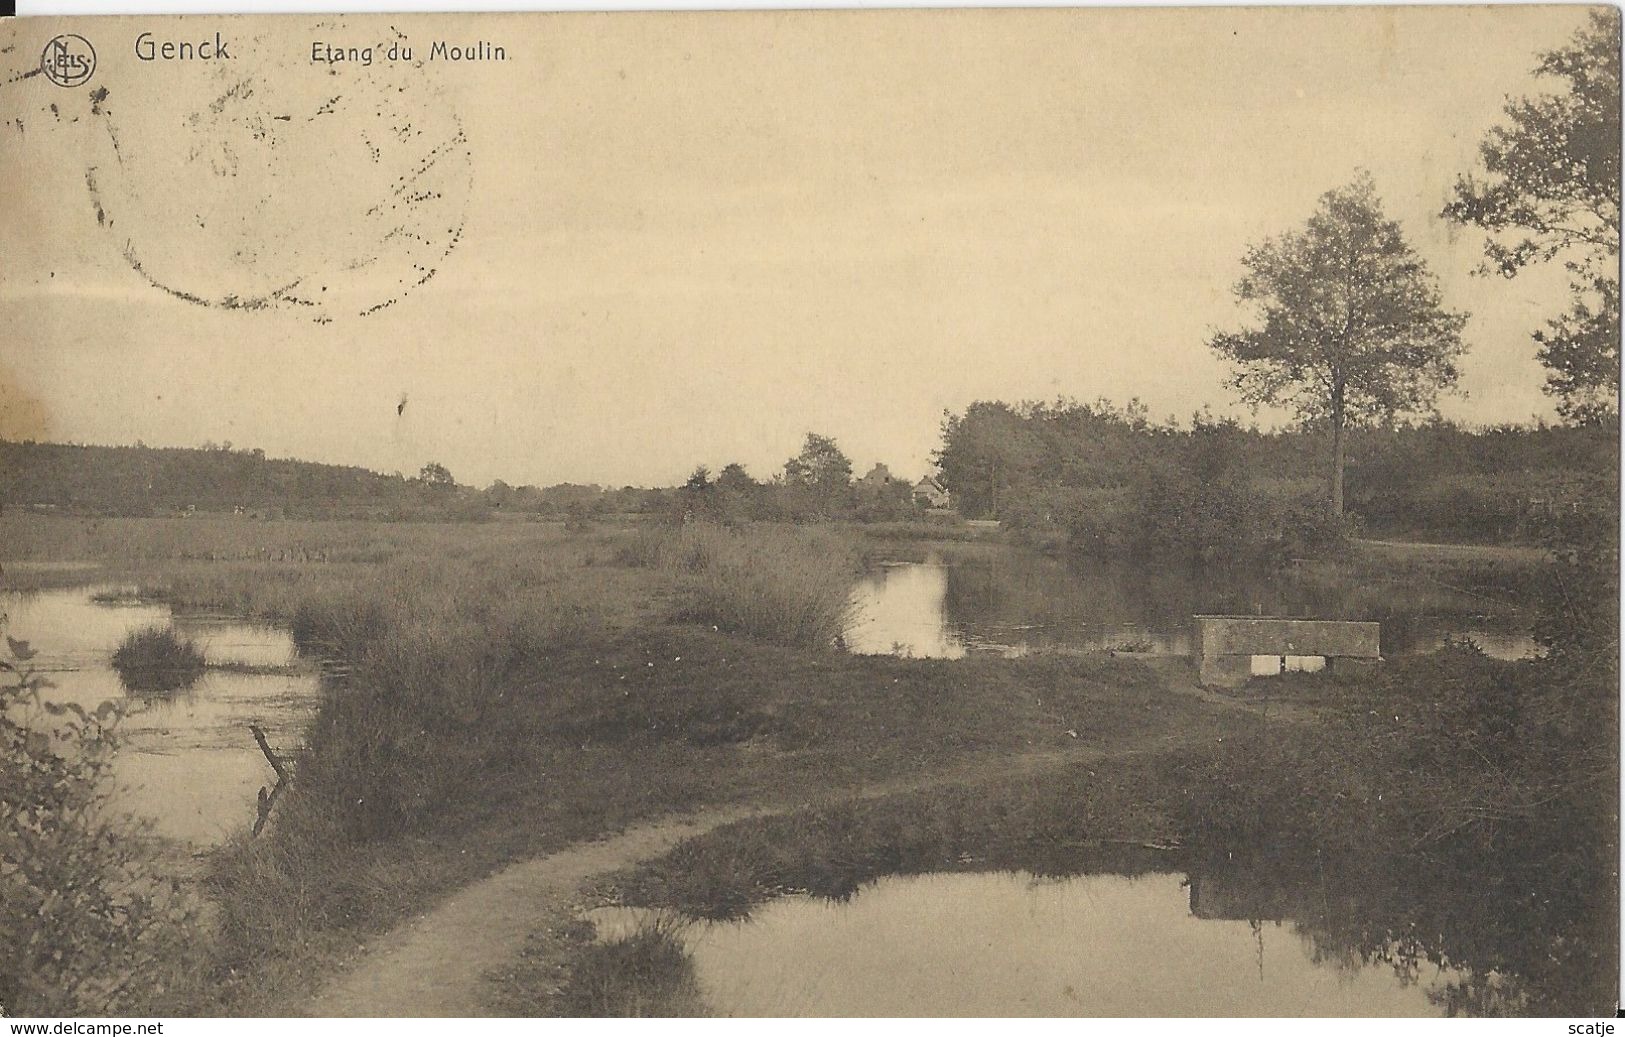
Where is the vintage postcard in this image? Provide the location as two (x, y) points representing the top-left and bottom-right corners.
(0, 5), (1619, 1022)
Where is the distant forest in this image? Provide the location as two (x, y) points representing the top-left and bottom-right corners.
(0, 440), (656, 521)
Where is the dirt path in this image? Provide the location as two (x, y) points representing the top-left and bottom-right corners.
(305, 804), (764, 1017)
(303, 732), (1204, 1017)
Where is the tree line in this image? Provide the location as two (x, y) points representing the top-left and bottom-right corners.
(935, 400), (1616, 558)
(0, 432), (930, 525)
(0, 441), (476, 520)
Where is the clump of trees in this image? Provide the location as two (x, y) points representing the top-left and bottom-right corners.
(671, 433), (919, 525)
(935, 397), (1616, 558)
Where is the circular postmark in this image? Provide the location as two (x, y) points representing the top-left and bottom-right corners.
(82, 21), (471, 322)
(41, 34), (96, 88)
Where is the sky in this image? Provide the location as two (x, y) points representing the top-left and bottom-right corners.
(0, 6), (1604, 488)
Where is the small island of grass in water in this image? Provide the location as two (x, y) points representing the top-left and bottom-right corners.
(111, 626), (207, 694)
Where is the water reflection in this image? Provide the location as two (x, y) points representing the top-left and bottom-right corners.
(844, 563), (972, 659)
(1, 587), (318, 846)
(844, 549), (1537, 662)
(591, 870), (1467, 1016)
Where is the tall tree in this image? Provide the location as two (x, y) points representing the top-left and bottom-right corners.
(417, 461), (455, 488)
(934, 402), (1041, 519)
(716, 462), (757, 492)
(782, 433), (853, 518)
(1210, 174), (1469, 517)
(1444, 10), (1621, 423)
(783, 433), (852, 489)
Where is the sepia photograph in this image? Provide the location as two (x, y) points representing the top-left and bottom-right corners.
(0, 3), (1620, 1021)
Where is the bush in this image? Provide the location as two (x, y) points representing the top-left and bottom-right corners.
(110, 626), (207, 694)
(1, 635), (200, 1015)
(1533, 507), (1620, 657)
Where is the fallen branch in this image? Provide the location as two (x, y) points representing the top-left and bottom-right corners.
(250, 723), (292, 837)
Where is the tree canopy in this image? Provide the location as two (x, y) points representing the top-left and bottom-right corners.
(417, 461), (456, 488)
(782, 433), (853, 489)
(1445, 10), (1621, 422)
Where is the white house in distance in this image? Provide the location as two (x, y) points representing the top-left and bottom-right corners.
(912, 475), (951, 509)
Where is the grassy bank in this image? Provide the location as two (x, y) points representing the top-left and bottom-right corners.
(197, 613), (1216, 1013)
(1, 514), (1231, 1015)
(1170, 646), (1617, 1016)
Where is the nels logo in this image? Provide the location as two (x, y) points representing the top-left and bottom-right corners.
(41, 34), (96, 87)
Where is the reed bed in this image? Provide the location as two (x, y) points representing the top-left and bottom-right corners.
(623, 523), (862, 649)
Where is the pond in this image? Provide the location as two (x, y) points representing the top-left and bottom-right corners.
(1, 587), (320, 847)
(589, 869), (1471, 1016)
(843, 549), (1539, 662)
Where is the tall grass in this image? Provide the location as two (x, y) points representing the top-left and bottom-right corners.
(555, 915), (706, 1017)
(22, 522), (626, 849)
(198, 558), (603, 842)
(622, 524), (861, 648)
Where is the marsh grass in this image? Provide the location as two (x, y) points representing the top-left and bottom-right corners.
(555, 914), (706, 1017)
(622, 523), (861, 648)
(111, 627), (207, 694)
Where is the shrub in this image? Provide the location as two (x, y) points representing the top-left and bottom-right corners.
(1, 635), (201, 1015)
(110, 626), (207, 694)
(1066, 453), (1349, 567)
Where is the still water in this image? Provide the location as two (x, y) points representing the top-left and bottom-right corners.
(843, 551), (1539, 662)
(2, 587), (319, 847)
(591, 870), (1467, 1016)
